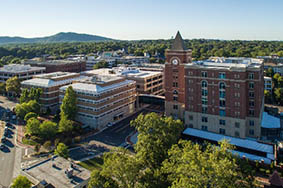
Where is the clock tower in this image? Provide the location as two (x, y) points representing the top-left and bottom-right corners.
(165, 31), (192, 120)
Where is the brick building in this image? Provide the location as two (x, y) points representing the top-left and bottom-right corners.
(165, 32), (264, 139)
(24, 59), (86, 73)
(21, 72), (87, 111)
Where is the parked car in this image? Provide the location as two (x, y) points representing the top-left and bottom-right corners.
(12, 115), (16, 120)
(0, 143), (4, 150)
(1, 136), (6, 143)
(107, 122), (113, 127)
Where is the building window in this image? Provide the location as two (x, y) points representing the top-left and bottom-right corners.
(235, 102), (240, 107)
(201, 81), (208, 88)
(219, 100), (226, 107)
(219, 91), (225, 98)
(202, 107), (208, 114)
(173, 96), (178, 101)
(248, 73), (254, 80)
(219, 82), (225, 90)
(202, 117), (208, 123)
(137, 85), (140, 89)
(219, 73), (226, 79)
(235, 93), (240, 98)
(249, 101), (254, 107)
(189, 115), (193, 120)
(249, 129), (254, 135)
(173, 104), (178, 110)
(201, 71), (208, 77)
(173, 82), (178, 87)
(235, 131), (240, 137)
(219, 110), (226, 116)
(202, 125), (208, 131)
(235, 122), (240, 128)
(202, 89), (208, 96)
(249, 120), (254, 126)
(219, 128), (225, 135)
(249, 109), (255, 116)
(234, 74), (240, 79)
(188, 71), (193, 75)
(202, 98), (208, 105)
(234, 83), (240, 88)
(219, 119), (226, 125)
(249, 91), (254, 98)
(249, 82), (254, 89)
(173, 90), (178, 95)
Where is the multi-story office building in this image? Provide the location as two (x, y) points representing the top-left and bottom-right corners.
(83, 67), (164, 96)
(85, 56), (116, 70)
(165, 32), (264, 139)
(264, 76), (272, 91)
(21, 72), (87, 111)
(24, 59), (86, 73)
(0, 64), (45, 83)
(59, 75), (136, 129)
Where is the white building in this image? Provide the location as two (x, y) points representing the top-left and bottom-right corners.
(264, 76), (272, 91)
(0, 64), (45, 82)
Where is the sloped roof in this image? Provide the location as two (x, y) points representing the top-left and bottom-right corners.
(171, 31), (186, 51)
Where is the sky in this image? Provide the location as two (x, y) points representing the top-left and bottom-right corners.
(0, 0), (283, 40)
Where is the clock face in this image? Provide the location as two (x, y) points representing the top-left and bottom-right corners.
(172, 59), (179, 65)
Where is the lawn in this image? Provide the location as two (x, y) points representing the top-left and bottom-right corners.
(78, 157), (104, 171)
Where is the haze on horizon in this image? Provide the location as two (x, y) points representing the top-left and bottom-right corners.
(0, 0), (283, 41)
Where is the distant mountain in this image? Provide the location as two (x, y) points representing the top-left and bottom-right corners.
(0, 32), (114, 44)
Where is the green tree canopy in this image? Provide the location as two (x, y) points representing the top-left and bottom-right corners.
(11, 175), (32, 188)
(58, 116), (74, 133)
(25, 117), (41, 135)
(60, 86), (77, 120)
(20, 88), (42, 104)
(93, 60), (109, 69)
(6, 76), (21, 96)
(0, 82), (6, 94)
(131, 113), (184, 169)
(24, 112), (38, 122)
(54, 143), (69, 158)
(39, 121), (57, 140)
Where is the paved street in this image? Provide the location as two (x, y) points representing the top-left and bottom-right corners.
(0, 96), (19, 187)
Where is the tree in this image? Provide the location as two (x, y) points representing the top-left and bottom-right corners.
(274, 88), (283, 105)
(0, 82), (6, 95)
(273, 73), (281, 87)
(60, 86), (77, 120)
(93, 60), (109, 69)
(6, 76), (21, 97)
(88, 169), (118, 188)
(24, 112), (38, 121)
(54, 143), (69, 158)
(131, 113), (184, 169)
(19, 88), (30, 104)
(266, 68), (274, 77)
(43, 140), (52, 150)
(39, 121), (57, 140)
(11, 175), (32, 188)
(28, 100), (41, 113)
(25, 117), (41, 135)
(161, 140), (251, 188)
(15, 103), (31, 119)
(264, 90), (272, 104)
(20, 88), (43, 104)
(58, 116), (74, 133)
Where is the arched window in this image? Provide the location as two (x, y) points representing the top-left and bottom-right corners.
(219, 82), (225, 90)
(173, 90), (178, 95)
(201, 81), (208, 88)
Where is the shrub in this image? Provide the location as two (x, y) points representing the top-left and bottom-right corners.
(54, 138), (60, 147)
(34, 144), (41, 152)
(43, 141), (52, 150)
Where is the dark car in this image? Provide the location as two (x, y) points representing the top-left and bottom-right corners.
(0, 143), (4, 150)
(1, 136), (6, 143)
(4, 130), (9, 136)
(6, 122), (14, 129)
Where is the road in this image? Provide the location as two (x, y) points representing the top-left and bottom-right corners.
(84, 109), (149, 147)
(0, 96), (18, 187)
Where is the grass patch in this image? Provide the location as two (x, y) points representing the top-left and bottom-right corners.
(22, 137), (38, 146)
(78, 157), (104, 171)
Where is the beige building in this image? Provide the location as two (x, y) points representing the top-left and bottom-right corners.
(21, 72), (87, 111)
(83, 67), (164, 96)
(59, 75), (136, 129)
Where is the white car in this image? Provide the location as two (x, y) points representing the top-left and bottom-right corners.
(12, 115), (16, 120)
(107, 122), (113, 127)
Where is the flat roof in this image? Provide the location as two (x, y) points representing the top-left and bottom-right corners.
(83, 68), (162, 78)
(21, 74), (88, 88)
(60, 78), (135, 94)
(24, 59), (84, 66)
(183, 128), (274, 154)
(261, 112), (281, 129)
(24, 156), (91, 188)
(0, 64), (45, 73)
(186, 57), (263, 70)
